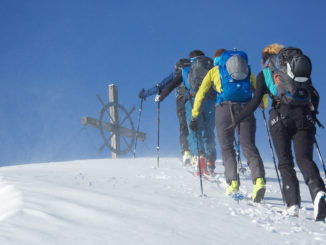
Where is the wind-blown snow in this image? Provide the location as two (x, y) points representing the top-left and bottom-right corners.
(0, 158), (325, 244)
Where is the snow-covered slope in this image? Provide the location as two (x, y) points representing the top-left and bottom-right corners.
(0, 158), (325, 245)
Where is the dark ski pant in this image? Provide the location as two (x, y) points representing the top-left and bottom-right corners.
(269, 107), (326, 207)
(215, 103), (265, 184)
(185, 98), (217, 162)
(176, 94), (189, 154)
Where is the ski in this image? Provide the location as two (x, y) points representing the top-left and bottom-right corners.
(231, 191), (245, 202)
(186, 168), (219, 183)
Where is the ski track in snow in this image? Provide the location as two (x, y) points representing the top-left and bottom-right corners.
(189, 163), (326, 245)
(0, 158), (325, 245)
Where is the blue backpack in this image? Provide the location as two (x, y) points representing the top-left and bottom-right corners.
(182, 66), (190, 89)
(217, 50), (252, 103)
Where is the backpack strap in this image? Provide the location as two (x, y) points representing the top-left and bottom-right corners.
(182, 66), (194, 98)
(182, 66), (190, 90)
(285, 91), (310, 101)
(263, 67), (277, 96)
(275, 54), (279, 71)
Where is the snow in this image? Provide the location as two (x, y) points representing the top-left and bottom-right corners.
(0, 158), (325, 245)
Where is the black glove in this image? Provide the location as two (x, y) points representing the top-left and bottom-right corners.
(190, 117), (198, 131)
(139, 88), (145, 99)
(312, 111), (324, 129)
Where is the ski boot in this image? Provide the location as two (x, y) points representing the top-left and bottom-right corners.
(227, 180), (244, 201)
(182, 150), (191, 166)
(283, 205), (299, 217)
(252, 178), (266, 203)
(314, 191), (326, 221)
(206, 161), (216, 177)
(196, 156), (206, 176)
(226, 180), (239, 196)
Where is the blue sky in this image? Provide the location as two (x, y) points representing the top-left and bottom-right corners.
(1, 0), (326, 165)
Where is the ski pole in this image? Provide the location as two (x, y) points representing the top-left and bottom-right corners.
(157, 100), (160, 168)
(234, 126), (246, 175)
(230, 105), (246, 176)
(133, 97), (144, 158)
(314, 138), (326, 179)
(195, 130), (205, 197)
(156, 85), (161, 168)
(261, 110), (284, 203)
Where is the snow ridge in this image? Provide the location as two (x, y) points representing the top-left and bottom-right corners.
(0, 158), (325, 245)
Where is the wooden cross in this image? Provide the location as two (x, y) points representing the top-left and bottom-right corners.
(82, 84), (146, 158)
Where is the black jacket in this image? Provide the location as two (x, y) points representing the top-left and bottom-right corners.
(234, 71), (320, 125)
(159, 70), (183, 101)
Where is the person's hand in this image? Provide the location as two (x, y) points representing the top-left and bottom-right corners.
(190, 117), (198, 131)
(312, 110), (324, 128)
(139, 88), (145, 99)
(154, 94), (161, 103)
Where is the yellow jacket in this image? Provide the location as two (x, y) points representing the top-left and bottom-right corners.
(192, 66), (268, 118)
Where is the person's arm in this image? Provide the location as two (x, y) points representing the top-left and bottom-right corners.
(159, 71), (183, 101)
(309, 84), (324, 128)
(310, 85), (320, 112)
(140, 72), (175, 99)
(234, 71), (268, 124)
(192, 68), (215, 118)
(250, 72), (268, 110)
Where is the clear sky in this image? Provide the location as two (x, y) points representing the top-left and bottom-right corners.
(1, 0), (326, 165)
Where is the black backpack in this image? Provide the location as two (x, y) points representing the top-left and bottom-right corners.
(264, 47), (312, 106)
(188, 56), (214, 94)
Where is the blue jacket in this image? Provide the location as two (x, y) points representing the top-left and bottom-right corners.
(142, 72), (175, 99)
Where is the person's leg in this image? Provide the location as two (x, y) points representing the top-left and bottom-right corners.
(269, 109), (300, 207)
(215, 104), (237, 184)
(238, 111), (265, 202)
(196, 107), (206, 156)
(239, 113), (265, 182)
(176, 96), (189, 154)
(293, 119), (326, 202)
(292, 111), (326, 220)
(202, 99), (217, 163)
(185, 100), (197, 157)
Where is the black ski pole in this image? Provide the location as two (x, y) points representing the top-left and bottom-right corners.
(133, 97), (144, 158)
(261, 110), (284, 203)
(156, 85), (161, 168)
(235, 126), (246, 175)
(314, 138), (326, 179)
(157, 100), (160, 168)
(195, 130), (205, 197)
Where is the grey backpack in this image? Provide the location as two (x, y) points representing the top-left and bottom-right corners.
(188, 56), (214, 94)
